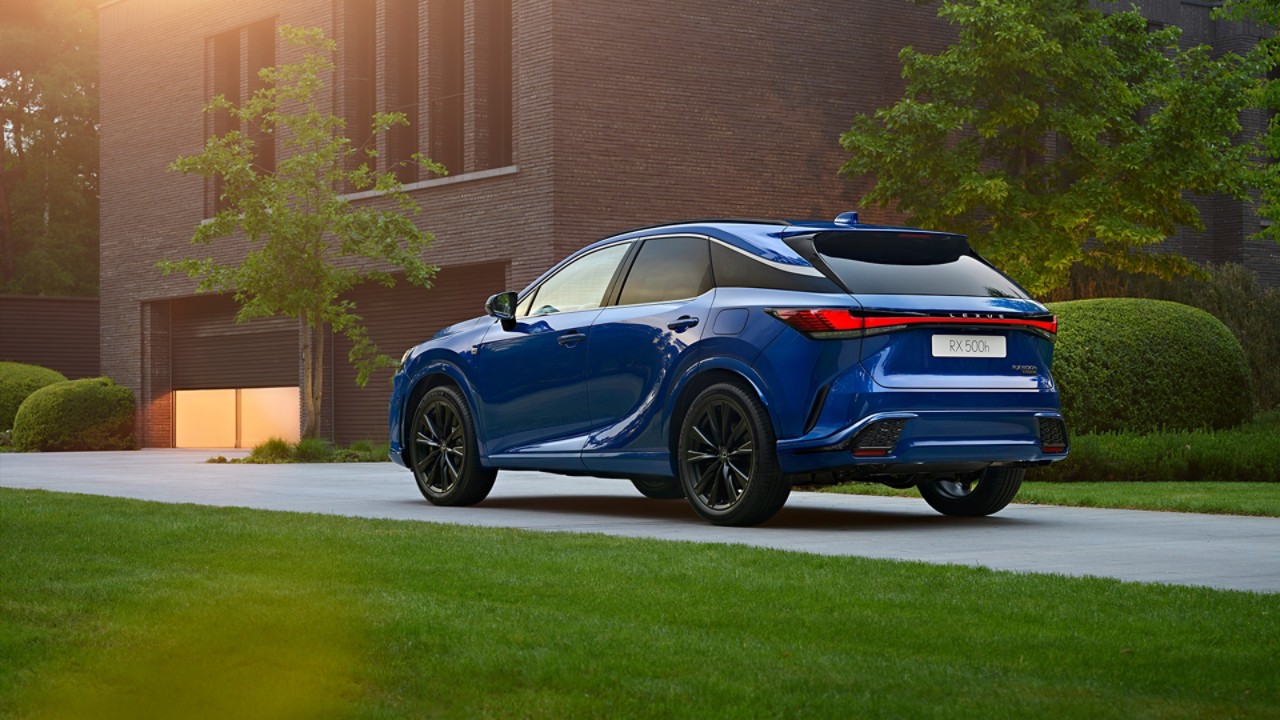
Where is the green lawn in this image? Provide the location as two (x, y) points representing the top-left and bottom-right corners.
(2, 489), (1278, 719)
(823, 481), (1280, 517)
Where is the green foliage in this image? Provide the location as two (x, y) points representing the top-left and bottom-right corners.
(841, 0), (1255, 295)
(1048, 298), (1252, 433)
(237, 437), (385, 463)
(1048, 262), (1280, 409)
(11, 377), (134, 451)
(0, 0), (100, 296)
(246, 437), (293, 463)
(292, 437), (334, 463)
(0, 361), (66, 430)
(1038, 411), (1280, 483)
(1217, 0), (1280, 243)
(161, 26), (441, 437)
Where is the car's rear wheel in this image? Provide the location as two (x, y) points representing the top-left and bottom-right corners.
(409, 386), (496, 506)
(677, 382), (790, 526)
(917, 467), (1024, 517)
(629, 475), (684, 499)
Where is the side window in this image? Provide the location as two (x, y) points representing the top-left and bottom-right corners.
(521, 243), (631, 317)
(617, 236), (713, 306)
(710, 241), (842, 293)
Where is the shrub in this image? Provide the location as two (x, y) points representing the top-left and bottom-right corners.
(0, 362), (68, 431)
(12, 378), (135, 451)
(1047, 299), (1252, 434)
(1047, 263), (1280, 409)
(1038, 412), (1280, 483)
(246, 437), (293, 463)
(293, 437), (334, 462)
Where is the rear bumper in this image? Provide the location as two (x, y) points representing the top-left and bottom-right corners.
(776, 408), (1068, 475)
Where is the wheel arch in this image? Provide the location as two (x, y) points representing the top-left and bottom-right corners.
(400, 358), (477, 454)
(664, 361), (776, 476)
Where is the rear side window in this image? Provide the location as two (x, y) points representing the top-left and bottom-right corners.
(710, 242), (842, 293)
(812, 231), (1029, 298)
(617, 236), (713, 305)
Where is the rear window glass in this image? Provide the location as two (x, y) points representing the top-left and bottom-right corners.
(812, 231), (1028, 298)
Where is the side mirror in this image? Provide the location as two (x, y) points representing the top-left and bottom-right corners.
(485, 291), (518, 330)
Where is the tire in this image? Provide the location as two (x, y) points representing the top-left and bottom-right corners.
(677, 382), (790, 526)
(408, 385), (497, 506)
(917, 467), (1024, 517)
(629, 475), (684, 499)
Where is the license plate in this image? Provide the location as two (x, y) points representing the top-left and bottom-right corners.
(931, 334), (1006, 358)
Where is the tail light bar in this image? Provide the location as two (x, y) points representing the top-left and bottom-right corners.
(768, 308), (1057, 340)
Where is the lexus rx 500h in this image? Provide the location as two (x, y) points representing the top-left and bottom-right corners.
(389, 214), (1068, 526)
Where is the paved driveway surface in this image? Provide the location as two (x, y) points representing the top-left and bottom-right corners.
(3, 450), (1279, 593)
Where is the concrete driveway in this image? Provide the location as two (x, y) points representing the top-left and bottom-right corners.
(3, 450), (1278, 594)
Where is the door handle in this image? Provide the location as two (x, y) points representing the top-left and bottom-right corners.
(557, 331), (587, 346)
(667, 316), (700, 332)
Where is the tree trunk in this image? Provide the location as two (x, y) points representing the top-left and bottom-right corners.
(299, 310), (326, 439)
(300, 313), (319, 438)
(0, 124), (15, 286)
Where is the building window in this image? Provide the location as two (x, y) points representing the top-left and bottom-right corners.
(429, 0), (465, 174)
(247, 19), (276, 176)
(208, 20), (276, 215)
(477, 0), (512, 169)
(210, 29), (240, 214)
(345, 0), (377, 175)
(387, 0), (420, 183)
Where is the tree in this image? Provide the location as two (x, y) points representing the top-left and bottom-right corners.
(840, 0), (1256, 295)
(163, 27), (440, 438)
(1217, 0), (1280, 244)
(0, 0), (99, 296)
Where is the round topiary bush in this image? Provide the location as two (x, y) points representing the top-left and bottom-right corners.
(1048, 298), (1253, 434)
(12, 377), (136, 451)
(0, 361), (68, 431)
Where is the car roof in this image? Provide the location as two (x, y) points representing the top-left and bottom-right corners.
(522, 215), (965, 296)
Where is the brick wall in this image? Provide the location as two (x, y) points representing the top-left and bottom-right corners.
(0, 296), (100, 379)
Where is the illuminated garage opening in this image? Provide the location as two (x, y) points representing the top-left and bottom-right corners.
(174, 387), (300, 448)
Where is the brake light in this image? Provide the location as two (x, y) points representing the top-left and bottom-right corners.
(768, 309), (864, 338)
(768, 310), (1057, 339)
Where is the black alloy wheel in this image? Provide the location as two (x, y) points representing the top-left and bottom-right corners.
(409, 386), (496, 506)
(677, 382), (790, 526)
(917, 466), (1025, 517)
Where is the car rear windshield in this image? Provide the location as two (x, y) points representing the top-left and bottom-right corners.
(811, 231), (1029, 298)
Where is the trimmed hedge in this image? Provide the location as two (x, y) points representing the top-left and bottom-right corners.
(0, 362), (68, 431)
(1047, 263), (1280, 410)
(12, 378), (136, 452)
(1048, 298), (1252, 434)
(1037, 412), (1280, 482)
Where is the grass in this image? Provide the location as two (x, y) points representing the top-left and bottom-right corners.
(2, 489), (1278, 719)
(1039, 411), (1280, 483)
(824, 481), (1280, 517)
(207, 438), (390, 464)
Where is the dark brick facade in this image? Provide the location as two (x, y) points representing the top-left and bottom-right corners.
(98, 0), (1276, 445)
(0, 296), (100, 379)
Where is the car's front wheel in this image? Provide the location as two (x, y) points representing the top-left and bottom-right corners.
(917, 467), (1024, 517)
(409, 386), (497, 506)
(677, 382), (790, 526)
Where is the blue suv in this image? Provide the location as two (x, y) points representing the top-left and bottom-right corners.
(389, 214), (1068, 526)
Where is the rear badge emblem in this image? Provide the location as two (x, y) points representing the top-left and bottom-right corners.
(1012, 364), (1038, 375)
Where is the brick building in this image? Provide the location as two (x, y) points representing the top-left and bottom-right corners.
(97, 0), (1275, 448)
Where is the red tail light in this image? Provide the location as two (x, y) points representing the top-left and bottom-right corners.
(768, 309), (1058, 339)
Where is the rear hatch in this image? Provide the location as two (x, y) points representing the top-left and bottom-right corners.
(790, 229), (1056, 390)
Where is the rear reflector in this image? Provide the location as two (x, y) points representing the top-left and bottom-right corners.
(769, 309), (1057, 339)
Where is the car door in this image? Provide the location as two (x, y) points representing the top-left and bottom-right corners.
(473, 242), (632, 467)
(583, 235), (715, 474)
